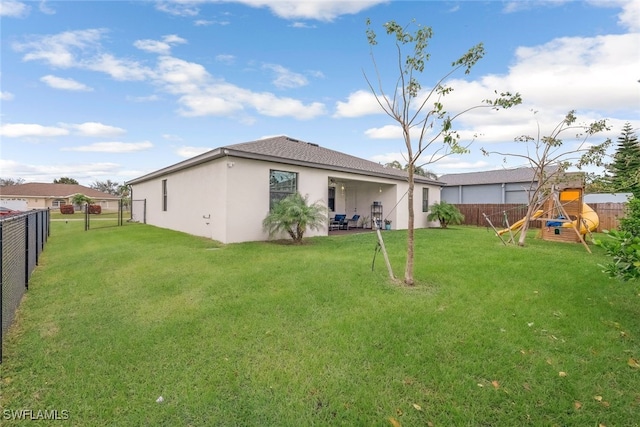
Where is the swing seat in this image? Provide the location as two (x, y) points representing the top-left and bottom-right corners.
(546, 216), (566, 227)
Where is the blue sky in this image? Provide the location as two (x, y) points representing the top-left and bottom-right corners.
(1, 0), (639, 186)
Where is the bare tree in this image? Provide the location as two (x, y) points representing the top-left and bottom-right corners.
(365, 19), (521, 285)
(481, 110), (612, 246)
(0, 178), (25, 186)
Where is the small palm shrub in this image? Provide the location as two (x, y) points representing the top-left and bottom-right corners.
(262, 192), (327, 244)
(427, 201), (464, 228)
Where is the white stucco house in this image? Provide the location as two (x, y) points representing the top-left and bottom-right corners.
(126, 136), (443, 243)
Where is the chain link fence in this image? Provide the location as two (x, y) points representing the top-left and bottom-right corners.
(1, 209), (50, 363)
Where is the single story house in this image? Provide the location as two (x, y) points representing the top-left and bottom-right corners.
(0, 183), (121, 211)
(439, 167), (559, 204)
(126, 135), (443, 243)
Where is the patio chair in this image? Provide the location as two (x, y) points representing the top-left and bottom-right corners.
(330, 214), (346, 230)
(344, 214), (360, 230)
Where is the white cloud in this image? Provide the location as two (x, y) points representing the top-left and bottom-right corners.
(176, 146), (212, 157)
(0, 91), (15, 101)
(61, 141), (153, 153)
(13, 29), (105, 68)
(39, 0), (55, 15)
(334, 90), (384, 118)
(615, 0), (640, 31)
(162, 134), (183, 141)
(153, 0), (386, 21)
(127, 94), (161, 102)
(231, 0), (387, 22)
(215, 54), (236, 65)
(85, 53), (154, 81)
(40, 75), (93, 91)
(0, 158), (123, 185)
(290, 22), (316, 29)
(155, 1), (200, 16)
(155, 56), (326, 119)
(134, 34), (187, 55)
(507, 33), (640, 113)
(61, 122), (126, 137)
(0, 0), (29, 17)
(262, 63), (308, 89)
(0, 123), (68, 138)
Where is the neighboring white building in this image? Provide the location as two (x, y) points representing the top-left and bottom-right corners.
(126, 136), (443, 243)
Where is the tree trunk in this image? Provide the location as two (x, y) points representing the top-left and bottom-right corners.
(517, 202), (538, 246)
(405, 166), (415, 285)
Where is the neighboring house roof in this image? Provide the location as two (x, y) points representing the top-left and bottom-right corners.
(439, 166), (559, 186)
(126, 135), (443, 186)
(0, 183), (120, 199)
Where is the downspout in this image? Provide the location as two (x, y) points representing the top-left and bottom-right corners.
(501, 183), (506, 204)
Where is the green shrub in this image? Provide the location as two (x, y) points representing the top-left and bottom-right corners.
(594, 229), (640, 281)
(620, 196), (640, 236)
(427, 201), (464, 228)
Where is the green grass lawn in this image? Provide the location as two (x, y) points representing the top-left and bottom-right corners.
(1, 222), (638, 426)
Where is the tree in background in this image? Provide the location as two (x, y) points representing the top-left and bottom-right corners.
(481, 110), (611, 247)
(606, 123), (640, 198)
(90, 179), (121, 196)
(262, 192), (326, 244)
(0, 178), (25, 186)
(54, 177), (79, 184)
(585, 172), (613, 194)
(427, 201), (464, 228)
(71, 193), (93, 210)
(385, 161), (438, 180)
(365, 19), (521, 285)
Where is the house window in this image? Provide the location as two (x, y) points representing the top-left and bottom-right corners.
(422, 188), (429, 212)
(52, 199), (66, 208)
(162, 179), (168, 211)
(269, 170), (297, 210)
(328, 187), (335, 212)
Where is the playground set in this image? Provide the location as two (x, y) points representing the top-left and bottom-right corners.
(484, 173), (599, 252)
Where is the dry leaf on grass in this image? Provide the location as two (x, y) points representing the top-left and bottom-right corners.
(389, 416), (401, 427)
(628, 358), (640, 368)
(574, 401), (582, 410)
(412, 403), (422, 411)
(491, 380), (500, 389)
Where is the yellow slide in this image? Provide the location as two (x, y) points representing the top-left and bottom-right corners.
(563, 203), (599, 234)
(498, 204), (599, 236)
(497, 210), (543, 235)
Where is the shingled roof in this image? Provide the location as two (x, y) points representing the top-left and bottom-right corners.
(439, 166), (559, 186)
(0, 183), (120, 199)
(127, 135), (442, 185)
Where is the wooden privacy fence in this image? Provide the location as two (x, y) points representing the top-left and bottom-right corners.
(453, 203), (626, 232)
(589, 202), (626, 232)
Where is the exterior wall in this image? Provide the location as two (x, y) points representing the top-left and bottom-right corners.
(129, 156), (443, 243)
(462, 184), (502, 204)
(442, 182), (533, 204)
(130, 159), (226, 241)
